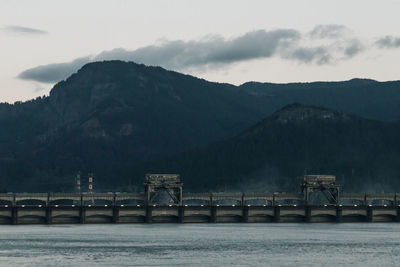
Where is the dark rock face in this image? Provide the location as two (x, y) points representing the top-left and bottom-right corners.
(1, 60), (400, 192)
(271, 103), (351, 124)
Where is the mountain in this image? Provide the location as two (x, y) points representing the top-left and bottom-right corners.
(238, 78), (400, 122)
(0, 61), (266, 191)
(133, 104), (400, 193)
(1, 60), (400, 192)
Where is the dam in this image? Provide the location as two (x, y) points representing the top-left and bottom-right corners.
(0, 174), (399, 224)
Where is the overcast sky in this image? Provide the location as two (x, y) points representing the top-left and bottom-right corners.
(1, 0), (400, 103)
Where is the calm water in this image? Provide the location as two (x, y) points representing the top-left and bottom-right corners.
(0, 223), (400, 266)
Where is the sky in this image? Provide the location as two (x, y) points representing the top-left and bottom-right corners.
(1, 0), (400, 103)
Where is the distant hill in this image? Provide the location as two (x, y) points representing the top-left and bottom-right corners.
(133, 104), (400, 193)
(238, 78), (400, 122)
(0, 60), (400, 192)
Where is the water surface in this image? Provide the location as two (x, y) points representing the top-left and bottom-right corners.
(0, 223), (399, 266)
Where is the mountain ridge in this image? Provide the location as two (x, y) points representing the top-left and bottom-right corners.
(1, 60), (400, 192)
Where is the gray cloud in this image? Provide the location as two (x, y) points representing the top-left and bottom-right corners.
(285, 47), (331, 64)
(309, 24), (348, 39)
(376, 36), (400, 48)
(19, 57), (90, 83)
(19, 29), (301, 83)
(3, 25), (48, 35)
(344, 39), (364, 57)
(96, 29), (301, 68)
(18, 26), (368, 83)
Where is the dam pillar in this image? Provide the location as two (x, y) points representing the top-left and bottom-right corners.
(46, 206), (52, 224)
(145, 206), (152, 223)
(79, 206), (85, 224)
(305, 206), (311, 223)
(273, 206), (280, 222)
(367, 206), (373, 222)
(210, 206), (217, 223)
(242, 206), (249, 223)
(11, 207), (17, 225)
(178, 206), (184, 223)
(336, 206), (342, 223)
(45, 193), (51, 224)
(113, 206), (119, 223)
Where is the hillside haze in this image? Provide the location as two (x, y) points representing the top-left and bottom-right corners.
(1, 60), (400, 192)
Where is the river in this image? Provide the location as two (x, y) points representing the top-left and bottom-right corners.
(0, 223), (399, 266)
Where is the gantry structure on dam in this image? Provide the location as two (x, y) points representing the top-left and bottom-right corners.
(0, 174), (400, 224)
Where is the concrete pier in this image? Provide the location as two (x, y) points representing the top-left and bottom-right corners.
(336, 206), (342, 222)
(273, 206), (280, 222)
(145, 206), (152, 223)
